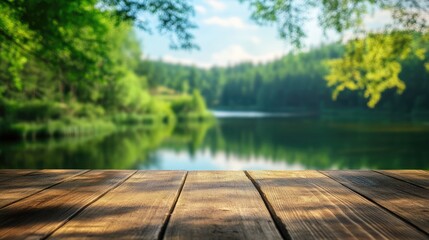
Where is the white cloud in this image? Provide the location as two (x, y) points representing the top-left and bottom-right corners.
(195, 5), (207, 14)
(364, 9), (429, 30)
(212, 45), (284, 66)
(203, 16), (251, 29)
(364, 10), (393, 30)
(250, 36), (261, 44)
(154, 45), (285, 69)
(162, 55), (193, 65)
(338, 10), (394, 43)
(341, 9), (396, 43)
(161, 55), (211, 68)
(205, 0), (226, 11)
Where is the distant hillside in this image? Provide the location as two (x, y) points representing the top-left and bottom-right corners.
(138, 43), (429, 114)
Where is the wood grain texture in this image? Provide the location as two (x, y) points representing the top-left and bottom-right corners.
(0, 170), (34, 182)
(0, 170), (134, 239)
(248, 170), (427, 240)
(0, 169), (86, 208)
(49, 171), (186, 240)
(323, 170), (429, 235)
(377, 170), (429, 190)
(164, 171), (282, 240)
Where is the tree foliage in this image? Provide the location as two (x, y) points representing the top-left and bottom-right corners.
(146, 40), (429, 112)
(238, 0), (429, 105)
(326, 32), (428, 107)
(239, 0), (429, 47)
(0, 0), (196, 91)
(0, 1), (208, 138)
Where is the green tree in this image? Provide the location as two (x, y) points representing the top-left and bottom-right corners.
(191, 90), (207, 113)
(0, 0), (197, 91)
(238, 0), (429, 106)
(326, 32), (427, 107)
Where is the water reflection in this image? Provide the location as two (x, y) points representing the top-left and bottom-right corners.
(1, 116), (429, 170)
(146, 149), (305, 170)
(212, 110), (303, 118)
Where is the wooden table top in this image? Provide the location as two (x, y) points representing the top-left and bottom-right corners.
(0, 170), (428, 239)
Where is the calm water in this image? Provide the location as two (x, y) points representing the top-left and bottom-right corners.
(1, 111), (429, 170)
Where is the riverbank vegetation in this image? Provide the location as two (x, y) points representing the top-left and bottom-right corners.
(0, 120), (214, 169)
(0, 87), (212, 140)
(0, 1), (211, 140)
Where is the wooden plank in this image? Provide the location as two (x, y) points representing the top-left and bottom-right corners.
(376, 170), (429, 190)
(164, 171), (281, 240)
(0, 169), (34, 182)
(248, 170), (427, 240)
(323, 170), (429, 235)
(0, 169), (86, 208)
(50, 171), (186, 239)
(0, 170), (134, 239)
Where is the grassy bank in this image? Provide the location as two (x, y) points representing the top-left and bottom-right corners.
(0, 118), (116, 140)
(0, 90), (213, 140)
(1, 112), (212, 141)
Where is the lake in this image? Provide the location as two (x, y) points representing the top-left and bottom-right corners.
(1, 111), (429, 170)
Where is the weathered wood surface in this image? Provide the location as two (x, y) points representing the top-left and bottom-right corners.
(164, 171), (282, 240)
(0, 169), (86, 209)
(248, 170), (427, 240)
(0, 170), (132, 239)
(51, 171), (186, 239)
(0, 170), (34, 183)
(323, 170), (429, 235)
(0, 170), (427, 240)
(377, 170), (429, 190)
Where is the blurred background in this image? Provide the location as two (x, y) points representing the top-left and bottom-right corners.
(1, 0), (428, 170)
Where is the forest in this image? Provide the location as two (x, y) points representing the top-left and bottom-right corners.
(141, 37), (429, 115)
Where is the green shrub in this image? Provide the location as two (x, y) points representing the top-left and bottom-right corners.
(75, 103), (105, 119)
(169, 90), (208, 115)
(170, 96), (192, 114)
(1, 100), (68, 121)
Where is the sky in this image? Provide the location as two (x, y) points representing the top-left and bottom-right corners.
(136, 0), (393, 68)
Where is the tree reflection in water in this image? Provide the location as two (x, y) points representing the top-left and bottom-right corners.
(1, 117), (429, 170)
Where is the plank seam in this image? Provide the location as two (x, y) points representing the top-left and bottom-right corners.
(158, 171), (188, 240)
(41, 170), (138, 240)
(0, 169), (90, 210)
(318, 170), (429, 237)
(374, 170), (428, 190)
(244, 171), (292, 240)
(0, 170), (36, 183)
